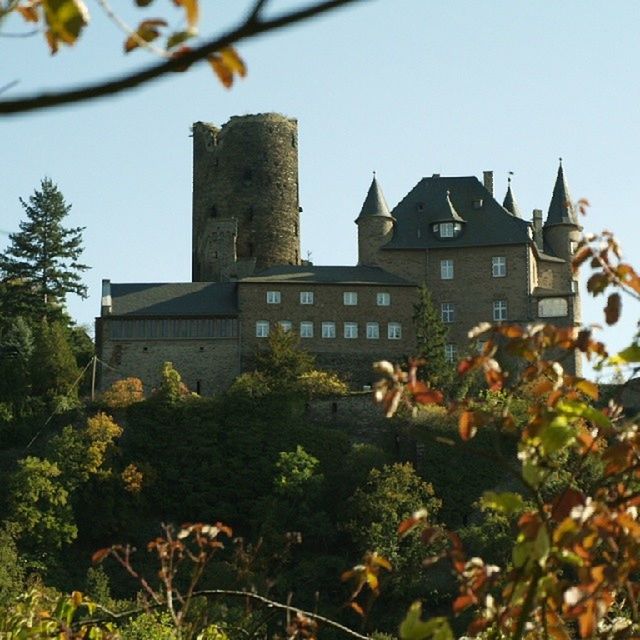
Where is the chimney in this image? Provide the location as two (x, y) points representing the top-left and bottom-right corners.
(483, 171), (493, 195)
(532, 209), (543, 249)
(101, 279), (112, 315)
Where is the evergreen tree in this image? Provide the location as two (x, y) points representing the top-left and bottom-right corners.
(30, 320), (81, 398)
(412, 283), (454, 390)
(0, 317), (33, 403)
(0, 178), (88, 321)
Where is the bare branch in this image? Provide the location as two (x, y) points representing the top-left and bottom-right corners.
(0, 0), (360, 116)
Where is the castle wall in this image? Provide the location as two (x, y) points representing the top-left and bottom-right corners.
(192, 114), (300, 281)
(98, 322), (240, 396)
(238, 282), (417, 386)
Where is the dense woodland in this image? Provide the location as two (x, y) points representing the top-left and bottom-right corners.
(2, 181), (640, 640)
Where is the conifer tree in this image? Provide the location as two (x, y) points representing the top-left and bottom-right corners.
(30, 320), (81, 398)
(0, 178), (88, 321)
(412, 283), (454, 390)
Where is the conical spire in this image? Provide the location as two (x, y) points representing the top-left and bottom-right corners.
(546, 159), (577, 226)
(502, 175), (521, 217)
(432, 190), (465, 223)
(355, 173), (391, 222)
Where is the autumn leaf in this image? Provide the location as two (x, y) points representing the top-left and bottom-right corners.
(350, 601), (364, 616)
(91, 547), (111, 564)
(43, 0), (90, 53)
(407, 380), (444, 405)
(459, 410), (477, 441)
(604, 292), (621, 325)
(575, 378), (599, 400)
(124, 18), (167, 53)
(173, 0), (199, 32)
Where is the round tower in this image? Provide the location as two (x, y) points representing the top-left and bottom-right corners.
(192, 113), (300, 281)
(355, 174), (394, 266)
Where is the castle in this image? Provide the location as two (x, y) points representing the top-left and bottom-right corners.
(96, 113), (581, 394)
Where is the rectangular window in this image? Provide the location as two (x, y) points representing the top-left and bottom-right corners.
(278, 320), (292, 332)
(440, 222), (454, 238)
(493, 300), (508, 321)
(444, 343), (457, 362)
(300, 321), (313, 338)
(441, 302), (454, 323)
(266, 290), (281, 304)
(388, 322), (402, 340)
(492, 256), (507, 278)
(366, 322), (379, 339)
(343, 291), (358, 306)
(376, 292), (391, 306)
(344, 322), (358, 339)
(440, 259), (454, 280)
(256, 321), (269, 338)
(300, 291), (314, 305)
(321, 322), (336, 339)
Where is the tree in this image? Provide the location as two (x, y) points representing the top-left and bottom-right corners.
(0, 178), (88, 321)
(0, 1), (358, 115)
(255, 325), (315, 385)
(0, 316), (33, 403)
(412, 284), (454, 391)
(29, 319), (81, 398)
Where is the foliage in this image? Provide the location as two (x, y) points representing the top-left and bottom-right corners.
(0, 316), (33, 404)
(30, 319), (81, 398)
(0, 525), (24, 607)
(0, 178), (88, 322)
(255, 324), (315, 384)
(413, 284), (455, 391)
(297, 369), (349, 397)
(101, 377), (144, 408)
(273, 445), (323, 497)
(8, 456), (77, 550)
(155, 361), (192, 403)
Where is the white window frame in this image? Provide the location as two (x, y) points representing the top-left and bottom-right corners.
(440, 222), (454, 238)
(366, 322), (380, 339)
(256, 321), (269, 338)
(388, 322), (402, 340)
(492, 256), (507, 278)
(321, 322), (336, 339)
(266, 290), (281, 304)
(300, 321), (314, 338)
(376, 292), (391, 306)
(493, 300), (508, 321)
(441, 302), (455, 323)
(444, 343), (457, 362)
(278, 320), (292, 332)
(440, 259), (454, 280)
(344, 322), (358, 339)
(300, 291), (314, 305)
(343, 291), (358, 306)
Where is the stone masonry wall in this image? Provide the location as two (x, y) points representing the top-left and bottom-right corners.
(99, 330), (240, 396)
(238, 282), (418, 386)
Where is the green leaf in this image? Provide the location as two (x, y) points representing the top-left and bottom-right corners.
(539, 416), (575, 454)
(43, 0), (89, 50)
(400, 602), (453, 640)
(481, 491), (524, 516)
(556, 399), (611, 428)
(522, 459), (544, 488)
(611, 343), (640, 364)
(166, 30), (192, 50)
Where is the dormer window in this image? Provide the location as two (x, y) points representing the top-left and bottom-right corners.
(432, 222), (462, 239)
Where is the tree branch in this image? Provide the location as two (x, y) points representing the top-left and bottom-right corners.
(81, 589), (372, 639)
(0, 0), (360, 116)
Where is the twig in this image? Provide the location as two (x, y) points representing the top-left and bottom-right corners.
(0, 0), (360, 115)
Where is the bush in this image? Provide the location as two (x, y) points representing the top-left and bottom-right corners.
(101, 377), (144, 408)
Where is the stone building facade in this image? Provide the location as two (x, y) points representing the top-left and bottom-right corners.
(96, 113), (581, 394)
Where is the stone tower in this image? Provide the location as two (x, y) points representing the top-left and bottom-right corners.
(355, 174), (394, 266)
(192, 113), (301, 282)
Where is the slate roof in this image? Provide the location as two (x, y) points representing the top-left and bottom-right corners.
(383, 175), (531, 250)
(107, 282), (238, 316)
(355, 175), (392, 221)
(502, 181), (521, 218)
(546, 162), (577, 226)
(239, 265), (414, 286)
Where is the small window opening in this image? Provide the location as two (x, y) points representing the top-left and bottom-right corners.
(142, 346), (148, 352)
(249, 242), (254, 257)
(196, 380), (201, 394)
(210, 205), (218, 218)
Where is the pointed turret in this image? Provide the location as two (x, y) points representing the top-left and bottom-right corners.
(431, 190), (464, 223)
(545, 159), (577, 226)
(355, 173), (392, 221)
(355, 173), (394, 266)
(502, 176), (521, 217)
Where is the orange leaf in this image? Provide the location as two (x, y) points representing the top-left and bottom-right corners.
(576, 379), (599, 401)
(173, 0), (199, 30)
(550, 488), (585, 522)
(91, 547), (111, 564)
(408, 381), (444, 405)
(459, 410), (477, 441)
(350, 601), (364, 616)
(453, 593), (476, 614)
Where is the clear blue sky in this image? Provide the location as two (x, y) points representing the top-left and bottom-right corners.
(2, 1), (639, 379)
